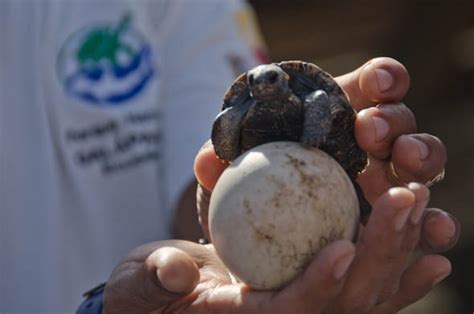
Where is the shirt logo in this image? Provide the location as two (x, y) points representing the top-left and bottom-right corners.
(57, 14), (154, 106)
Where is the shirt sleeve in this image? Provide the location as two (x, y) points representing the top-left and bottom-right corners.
(159, 0), (268, 214)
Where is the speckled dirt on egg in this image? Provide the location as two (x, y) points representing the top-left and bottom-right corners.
(209, 141), (359, 290)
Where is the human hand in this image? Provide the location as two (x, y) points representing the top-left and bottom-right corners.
(102, 188), (455, 313)
(103, 238), (362, 313)
(193, 57), (460, 312)
(102, 58), (460, 314)
(330, 57), (458, 254)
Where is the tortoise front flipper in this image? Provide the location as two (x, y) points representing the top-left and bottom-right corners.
(301, 90), (332, 147)
(212, 100), (254, 161)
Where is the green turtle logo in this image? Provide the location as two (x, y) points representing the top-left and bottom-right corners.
(57, 14), (155, 106)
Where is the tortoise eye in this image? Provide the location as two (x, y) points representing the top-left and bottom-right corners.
(248, 74), (255, 85)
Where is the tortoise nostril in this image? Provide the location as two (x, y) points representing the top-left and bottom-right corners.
(266, 71), (279, 84)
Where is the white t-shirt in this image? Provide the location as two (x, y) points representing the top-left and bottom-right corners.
(0, 0), (265, 312)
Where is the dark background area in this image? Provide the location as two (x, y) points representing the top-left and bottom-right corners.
(249, 1), (473, 313)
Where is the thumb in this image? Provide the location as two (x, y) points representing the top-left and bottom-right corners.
(194, 140), (229, 240)
(147, 247), (200, 294)
(194, 140), (229, 191)
(103, 246), (200, 314)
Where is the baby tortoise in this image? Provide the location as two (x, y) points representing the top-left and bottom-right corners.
(212, 61), (371, 224)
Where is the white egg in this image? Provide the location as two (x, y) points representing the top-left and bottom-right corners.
(209, 141), (359, 290)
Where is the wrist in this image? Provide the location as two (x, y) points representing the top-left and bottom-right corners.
(76, 282), (106, 314)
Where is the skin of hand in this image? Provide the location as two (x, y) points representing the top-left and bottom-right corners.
(103, 57), (460, 314)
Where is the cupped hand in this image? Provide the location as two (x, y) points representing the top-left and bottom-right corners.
(103, 187), (452, 313)
(103, 238), (360, 314)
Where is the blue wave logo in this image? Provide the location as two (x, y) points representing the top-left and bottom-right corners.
(57, 14), (155, 106)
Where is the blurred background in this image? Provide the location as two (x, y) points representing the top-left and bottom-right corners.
(247, 0), (473, 313)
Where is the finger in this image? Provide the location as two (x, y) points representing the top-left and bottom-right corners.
(371, 255), (451, 314)
(194, 140), (229, 191)
(356, 133), (447, 201)
(273, 240), (356, 313)
(419, 208), (460, 253)
(406, 182), (430, 226)
(355, 103), (417, 160)
(391, 134), (447, 185)
(394, 183), (429, 253)
(377, 183), (429, 301)
(334, 187), (416, 313)
(335, 57), (410, 110)
(147, 247), (200, 294)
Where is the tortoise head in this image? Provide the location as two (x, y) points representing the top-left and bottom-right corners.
(247, 64), (290, 101)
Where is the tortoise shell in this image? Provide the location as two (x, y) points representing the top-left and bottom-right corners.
(214, 60), (367, 179)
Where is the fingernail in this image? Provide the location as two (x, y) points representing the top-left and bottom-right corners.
(375, 68), (394, 92)
(431, 270), (451, 287)
(394, 205), (414, 231)
(372, 116), (390, 142)
(333, 253), (355, 280)
(412, 137), (429, 160)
